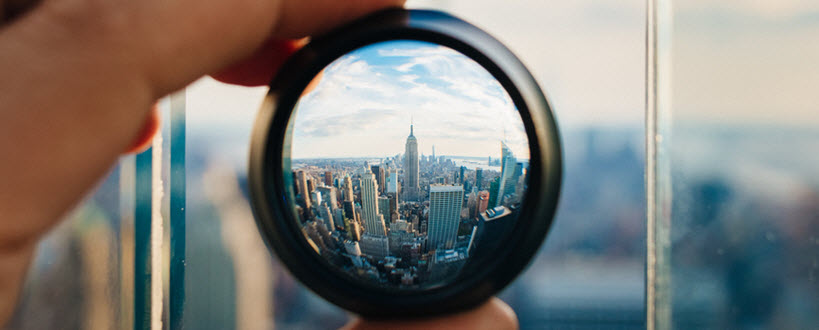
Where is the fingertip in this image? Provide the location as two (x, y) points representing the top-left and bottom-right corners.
(123, 106), (160, 155)
(343, 298), (518, 330)
(274, 0), (406, 38)
(211, 38), (304, 87)
(487, 297), (519, 330)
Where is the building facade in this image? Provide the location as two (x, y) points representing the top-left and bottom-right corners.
(427, 184), (464, 251)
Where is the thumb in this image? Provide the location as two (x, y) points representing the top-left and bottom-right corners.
(343, 298), (519, 330)
(124, 104), (160, 154)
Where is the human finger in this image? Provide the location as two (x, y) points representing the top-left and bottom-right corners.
(342, 297), (519, 330)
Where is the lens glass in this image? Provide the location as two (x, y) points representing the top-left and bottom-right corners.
(283, 40), (530, 290)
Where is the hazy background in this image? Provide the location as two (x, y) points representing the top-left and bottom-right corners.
(14, 0), (818, 329)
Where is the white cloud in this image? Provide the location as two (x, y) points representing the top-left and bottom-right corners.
(290, 41), (529, 159)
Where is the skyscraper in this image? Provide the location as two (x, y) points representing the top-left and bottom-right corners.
(319, 204), (334, 231)
(378, 196), (390, 220)
(371, 165), (386, 195)
(360, 173), (386, 236)
(475, 167), (483, 190)
(467, 188), (478, 219)
(324, 171), (333, 187)
(427, 184), (464, 251)
(311, 190), (322, 207)
(477, 190), (490, 214)
(343, 176), (354, 202)
(387, 172), (399, 195)
(296, 171), (313, 218)
(334, 208), (345, 228)
(496, 141), (517, 207)
(403, 124), (420, 201)
(316, 186), (338, 210)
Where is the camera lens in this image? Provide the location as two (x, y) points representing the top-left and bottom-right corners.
(249, 9), (561, 317)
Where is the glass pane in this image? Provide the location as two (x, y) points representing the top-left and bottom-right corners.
(180, 1), (647, 328)
(284, 40), (531, 290)
(418, 0), (647, 328)
(653, 1), (819, 328)
(7, 96), (177, 330)
(183, 80), (293, 328)
(6, 158), (136, 330)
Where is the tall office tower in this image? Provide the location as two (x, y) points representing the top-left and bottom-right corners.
(467, 188), (478, 219)
(371, 165), (386, 194)
(477, 190), (490, 214)
(311, 190), (322, 207)
(319, 204), (334, 231)
(344, 217), (361, 241)
(488, 177), (500, 207)
(378, 196), (390, 220)
(355, 204), (363, 223)
(387, 194), (398, 215)
(307, 179), (315, 196)
(379, 167), (388, 194)
(334, 208), (345, 228)
(427, 184), (464, 251)
(475, 167), (483, 190)
(324, 171), (333, 187)
(514, 166), (526, 203)
(508, 163), (523, 197)
(360, 173), (386, 236)
(459, 166), (466, 184)
(403, 124), (420, 201)
(316, 186), (338, 210)
(387, 172), (400, 198)
(495, 141), (517, 207)
(343, 176), (354, 202)
(297, 170), (312, 212)
(343, 200), (357, 222)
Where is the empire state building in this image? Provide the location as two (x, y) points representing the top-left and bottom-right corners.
(404, 124), (420, 201)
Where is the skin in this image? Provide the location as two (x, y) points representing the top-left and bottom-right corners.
(0, 0), (519, 328)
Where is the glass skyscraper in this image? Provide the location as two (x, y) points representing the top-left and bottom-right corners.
(427, 184), (464, 251)
(496, 141), (517, 207)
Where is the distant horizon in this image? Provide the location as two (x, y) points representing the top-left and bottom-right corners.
(290, 153), (530, 162)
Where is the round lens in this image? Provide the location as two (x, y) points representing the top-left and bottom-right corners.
(281, 40), (531, 290)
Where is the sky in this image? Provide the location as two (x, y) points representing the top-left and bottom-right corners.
(289, 40), (529, 159)
(184, 0), (648, 142)
(183, 0), (817, 155)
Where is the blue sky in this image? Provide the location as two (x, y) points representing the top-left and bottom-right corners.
(289, 40), (529, 159)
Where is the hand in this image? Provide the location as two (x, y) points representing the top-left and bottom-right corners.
(0, 0), (402, 322)
(345, 298), (519, 330)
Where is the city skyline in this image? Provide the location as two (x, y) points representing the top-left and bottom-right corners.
(287, 118), (528, 288)
(288, 40), (529, 160)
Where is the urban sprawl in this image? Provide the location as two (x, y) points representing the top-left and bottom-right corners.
(290, 124), (528, 288)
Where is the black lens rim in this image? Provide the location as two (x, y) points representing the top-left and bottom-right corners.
(248, 8), (562, 318)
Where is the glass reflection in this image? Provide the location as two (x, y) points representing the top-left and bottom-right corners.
(284, 40), (530, 289)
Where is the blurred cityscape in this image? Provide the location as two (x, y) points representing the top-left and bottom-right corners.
(288, 123), (527, 288)
(8, 125), (818, 329)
